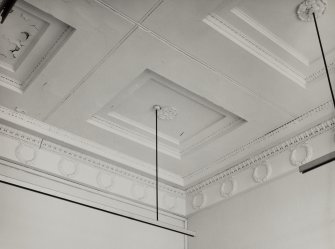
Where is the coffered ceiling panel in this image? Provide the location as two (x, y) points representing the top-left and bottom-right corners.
(88, 69), (246, 159)
(0, 0), (73, 93)
(46, 27), (291, 185)
(204, 0), (335, 87)
(143, 0), (334, 114)
(0, 0), (333, 189)
(0, 0), (133, 119)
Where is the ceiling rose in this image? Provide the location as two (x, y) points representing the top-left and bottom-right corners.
(157, 106), (178, 120)
(297, 0), (327, 22)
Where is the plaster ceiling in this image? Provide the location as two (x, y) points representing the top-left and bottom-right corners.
(0, 0), (334, 188)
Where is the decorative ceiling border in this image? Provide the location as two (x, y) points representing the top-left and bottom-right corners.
(184, 101), (332, 180)
(0, 105), (183, 185)
(0, 122), (185, 197)
(305, 61), (335, 82)
(186, 116), (335, 193)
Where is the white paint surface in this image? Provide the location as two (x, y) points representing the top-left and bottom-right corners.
(188, 163), (335, 249)
(0, 182), (186, 249)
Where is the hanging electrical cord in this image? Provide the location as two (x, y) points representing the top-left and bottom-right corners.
(299, 12), (335, 174)
(153, 105), (161, 221)
(312, 13), (335, 107)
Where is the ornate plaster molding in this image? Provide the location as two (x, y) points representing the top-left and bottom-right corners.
(252, 161), (272, 183)
(187, 117), (335, 194)
(219, 177), (236, 198)
(41, 140), (185, 197)
(0, 105), (183, 186)
(290, 142), (313, 166)
(297, 0), (327, 22)
(192, 192), (206, 210)
(57, 158), (78, 178)
(96, 171), (114, 190)
(157, 106), (178, 120)
(0, 121), (184, 197)
(184, 101), (332, 180)
(305, 61), (335, 82)
(0, 0), (74, 93)
(130, 183), (147, 200)
(0, 123), (42, 146)
(14, 142), (38, 165)
(163, 193), (177, 210)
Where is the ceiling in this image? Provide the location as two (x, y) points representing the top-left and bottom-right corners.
(0, 0), (334, 188)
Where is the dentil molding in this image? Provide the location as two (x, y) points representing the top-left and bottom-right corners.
(157, 106), (178, 120)
(187, 117), (335, 194)
(184, 101), (332, 181)
(0, 105), (184, 186)
(0, 122), (185, 198)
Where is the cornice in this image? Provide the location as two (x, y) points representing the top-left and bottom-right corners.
(0, 121), (185, 197)
(184, 101), (332, 180)
(305, 61), (335, 82)
(0, 123), (42, 147)
(187, 116), (335, 193)
(41, 140), (185, 197)
(0, 105), (183, 185)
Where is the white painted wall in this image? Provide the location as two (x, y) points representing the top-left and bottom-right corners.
(0, 181), (186, 249)
(188, 162), (335, 249)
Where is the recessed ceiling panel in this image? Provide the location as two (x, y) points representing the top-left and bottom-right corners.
(0, 0), (74, 93)
(88, 69), (246, 159)
(204, 0), (335, 87)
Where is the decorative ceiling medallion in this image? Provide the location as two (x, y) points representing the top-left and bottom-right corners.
(252, 161), (272, 183)
(220, 178), (236, 198)
(297, 0), (327, 22)
(91, 70), (245, 159)
(290, 142), (313, 166)
(157, 106), (178, 120)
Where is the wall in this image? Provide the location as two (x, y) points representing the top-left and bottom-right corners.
(0, 177), (186, 249)
(188, 162), (335, 249)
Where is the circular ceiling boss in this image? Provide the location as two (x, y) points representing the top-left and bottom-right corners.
(154, 105), (178, 120)
(297, 0), (327, 22)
